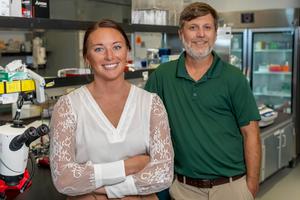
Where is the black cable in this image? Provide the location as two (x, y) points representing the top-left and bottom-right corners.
(13, 93), (24, 121)
(20, 152), (35, 193)
(0, 192), (7, 200)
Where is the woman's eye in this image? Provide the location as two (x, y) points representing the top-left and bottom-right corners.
(113, 45), (122, 51)
(94, 47), (104, 52)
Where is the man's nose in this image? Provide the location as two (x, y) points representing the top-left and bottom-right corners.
(196, 28), (205, 37)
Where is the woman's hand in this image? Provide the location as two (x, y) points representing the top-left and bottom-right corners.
(124, 155), (150, 175)
(94, 187), (106, 195)
(67, 193), (108, 200)
(120, 194), (158, 200)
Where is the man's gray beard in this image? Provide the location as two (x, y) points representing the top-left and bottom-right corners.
(182, 38), (213, 60)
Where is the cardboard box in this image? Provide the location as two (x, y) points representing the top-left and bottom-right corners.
(32, 0), (49, 18)
(10, 0), (22, 17)
(21, 0), (32, 18)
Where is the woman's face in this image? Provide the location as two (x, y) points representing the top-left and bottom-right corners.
(85, 27), (128, 81)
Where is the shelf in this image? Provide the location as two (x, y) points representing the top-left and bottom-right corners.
(0, 16), (178, 33)
(44, 68), (155, 88)
(231, 49), (242, 52)
(253, 71), (291, 75)
(254, 49), (292, 53)
(254, 91), (291, 98)
(1, 52), (32, 56)
(1, 51), (51, 57)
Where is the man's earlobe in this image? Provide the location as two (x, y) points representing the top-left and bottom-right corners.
(178, 32), (182, 41)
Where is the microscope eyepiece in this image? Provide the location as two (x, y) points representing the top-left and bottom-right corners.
(36, 124), (50, 137)
(25, 124), (50, 146)
(9, 124), (50, 151)
(9, 127), (37, 151)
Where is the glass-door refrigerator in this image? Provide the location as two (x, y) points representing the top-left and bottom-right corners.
(230, 29), (248, 73)
(294, 27), (300, 155)
(248, 28), (294, 113)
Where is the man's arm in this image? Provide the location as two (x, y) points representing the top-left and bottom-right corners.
(240, 120), (261, 197)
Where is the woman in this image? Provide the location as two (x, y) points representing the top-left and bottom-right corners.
(49, 19), (173, 200)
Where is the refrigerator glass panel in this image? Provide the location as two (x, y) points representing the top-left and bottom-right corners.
(252, 31), (293, 113)
(230, 33), (243, 70)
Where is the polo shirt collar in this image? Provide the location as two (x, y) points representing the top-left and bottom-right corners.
(176, 51), (223, 81)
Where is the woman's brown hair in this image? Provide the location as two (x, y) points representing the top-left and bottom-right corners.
(82, 19), (131, 58)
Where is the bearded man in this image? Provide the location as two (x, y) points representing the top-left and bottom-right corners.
(145, 2), (261, 200)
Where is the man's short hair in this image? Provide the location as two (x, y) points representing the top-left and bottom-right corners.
(179, 2), (219, 29)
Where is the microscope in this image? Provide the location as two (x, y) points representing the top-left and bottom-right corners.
(0, 61), (49, 199)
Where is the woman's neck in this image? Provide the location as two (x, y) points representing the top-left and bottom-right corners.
(88, 77), (130, 98)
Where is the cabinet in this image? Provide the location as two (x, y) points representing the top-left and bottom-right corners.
(260, 116), (295, 182)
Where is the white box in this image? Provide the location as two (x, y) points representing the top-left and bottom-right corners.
(0, 0), (10, 16)
(10, 0), (22, 17)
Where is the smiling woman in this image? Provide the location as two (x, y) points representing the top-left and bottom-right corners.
(85, 27), (128, 82)
(49, 19), (174, 200)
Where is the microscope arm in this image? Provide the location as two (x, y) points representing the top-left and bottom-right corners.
(26, 69), (46, 103)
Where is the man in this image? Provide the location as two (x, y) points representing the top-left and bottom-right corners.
(145, 2), (261, 200)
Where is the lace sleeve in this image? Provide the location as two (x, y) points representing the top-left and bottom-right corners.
(133, 94), (174, 194)
(49, 96), (96, 196)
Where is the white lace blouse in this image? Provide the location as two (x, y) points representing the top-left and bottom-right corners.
(49, 85), (173, 198)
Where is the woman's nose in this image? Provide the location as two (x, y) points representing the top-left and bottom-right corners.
(104, 48), (114, 60)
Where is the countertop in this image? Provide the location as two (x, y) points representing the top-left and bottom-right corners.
(14, 165), (66, 200)
(260, 112), (292, 137)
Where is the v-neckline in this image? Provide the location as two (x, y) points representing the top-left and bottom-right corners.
(83, 85), (135, 132)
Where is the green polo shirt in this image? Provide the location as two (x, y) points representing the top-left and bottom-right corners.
(145, 51), (260, 179)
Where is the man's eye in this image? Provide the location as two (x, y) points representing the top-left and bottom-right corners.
(189, 26), (197, 31)
(204, 26), (212, 31)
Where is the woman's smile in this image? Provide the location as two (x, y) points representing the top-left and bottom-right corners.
(102, 63), (119, 70)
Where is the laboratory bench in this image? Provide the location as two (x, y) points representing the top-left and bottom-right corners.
(0, 113), (295, 199)
(259, 112), (296, 182)
(14, 166), (66, 200)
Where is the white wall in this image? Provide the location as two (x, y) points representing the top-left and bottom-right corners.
(184, 0), (300, 12)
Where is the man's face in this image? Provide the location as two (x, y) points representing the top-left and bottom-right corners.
(179, 14), (217, 60)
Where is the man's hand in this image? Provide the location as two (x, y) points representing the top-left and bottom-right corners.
(246, 176), (259, 197)
(124, 155), (150, 175)
(241, 121), (261, 198)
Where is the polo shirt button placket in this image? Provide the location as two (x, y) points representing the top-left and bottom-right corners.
(192, 82), (198, 99)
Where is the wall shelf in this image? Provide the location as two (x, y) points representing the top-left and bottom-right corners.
(44, 68), (155, 88)
(0, 16), (178, 33)
(0, 51), (51, 57)
(1, 52), (32, 56)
